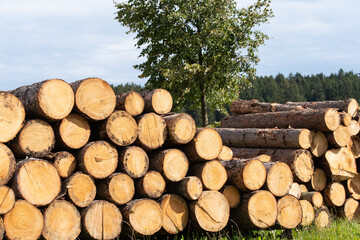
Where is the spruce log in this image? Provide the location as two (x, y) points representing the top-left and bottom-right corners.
(9, 79), (74, 121)
(277, 195), (302, 229)
(230, 190), (277, 229)
(11, 159), (61, 206)
(310, 131), (328, 157)
(77, 141), (118, 179)
(263, 162), (293, 197)
(0, 143), (16, 185)
(182, 128), (223, 161)
(118, 146), (149, 179)
(135, 171), (166, 198)
(189, 191), (229, 232)
(299, 200), (315, 226)
(346, 174), (360, 200)
(222, 108), (340, 132)
(166, 176), (203, 200)
(54, 113), (90, 150)
(221, 158), (266, 191)
(97, 173), (135, 205)
(216, 128), (311, 149)
(70, 77), (116, 121)
(149, 149), (189, 182)
(189, 160), (227, 191)
(285, 98), (358, 117)
(82, 200), (122, 240)
(0, 185), (15, 214)
(217, 145), (233, 161)
(306, 168), (327, 192)
(327, 125), (350, 147)
(314, 205), (331, 229)
(0, 92), (25, 143)
(288, 182), (302, 199)
(64, 172), (96, 208)
(116, 91), (144, 116)
(93, 110), (138, 147)
(4, 200), (44, 240)
(121, 199), (162, 236)
(42, 200), (81, 240)
(350, 135), (360, 158)
(53, 151), (76, 178)
(301, 192), (323, 208)
(9, 119), (55, 158)
(337, 198), (360, 221)
(141, 89), (173, 114)
(340, 112), (352, 126)
(159, 194), (189, 234)
(323, 182), (346, 207)
(136, 113), (167, 150)
(221, 185), (241, 208)
(348, 120), (360, 135)
(230, 99), (305, 114)
(163, 113), (196, 145)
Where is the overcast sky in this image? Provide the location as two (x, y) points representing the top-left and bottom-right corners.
(0, 0), (359, 90)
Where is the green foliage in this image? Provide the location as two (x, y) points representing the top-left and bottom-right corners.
(110, 82), (145, 95)
(114, 0), (273, 126)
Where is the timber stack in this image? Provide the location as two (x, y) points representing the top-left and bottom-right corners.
(0, 77), (359, 239)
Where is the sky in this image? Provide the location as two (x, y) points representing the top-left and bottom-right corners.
(0, 0), (359, 90)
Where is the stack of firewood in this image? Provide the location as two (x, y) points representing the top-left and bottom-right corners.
(216, 98), (360, 230)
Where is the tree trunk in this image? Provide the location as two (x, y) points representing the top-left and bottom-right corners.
(0, 143), (16, 185)
(81, 200), (122, 240)
(64, 172), (96, 208)
(327, 125), (350, 147)
(163, 113), (196, 145)
(310, 131), (328, 157)
(217, 145), (233, 161)
(10, 159), (61, 206)
(189, 191), (229, 232)
(9, 79), (74, 121)
(116, 91), (144, 116)
(70, 78), (116, 121)
(42, 200), (81, 240)
(52, 151), (76, 178)
(221, 108), (340, 132)
(0, 185), (15, 215)
(216, 127), (311, 149)
(0, 92), (25, 143)
(314, 205), (331, 229)
(9, 119), (55, 158)
(135, 171), (166, 199)
(323, 182), (346, 207)
(230, 99), (306, 114)
(221, 185), (241, 208)
(136, 113), (167, 150)
(166, 176), (203, 200)
(263, 162), (293, 197)
(337, 198), (360, 221)
(118, 146), (149, 179)
(306, 168), (327, 192)
(276, 195), (302, 229)
(188, 160), (227, 191)
(299, 200), (315, 226)
(288, 182), (302, 199)
(140, 89), (173, 114)
(76, 141), (118, 179)
(301, 192), (323, 208)
(4, 200), (43, 240)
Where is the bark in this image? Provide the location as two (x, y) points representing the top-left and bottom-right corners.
(230, 99), (306, 114)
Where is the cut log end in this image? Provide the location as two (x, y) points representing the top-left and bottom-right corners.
(347, 98), (358, 117)
(324, 108), (341, 131)
(328, 125), (350, 147)
(150, 89), (173, 114)
(105, 110), (138, 146)
(169, 176), (203, 200)
(67, 172), (96, 208)
(116, 91), (145, 116)
(193, 128), (223, 160)
(288, 182), (302, 199)
(315, 206), (331, 229)
(310, 168), (327, 192)
(347, 120), (360, 136)
(339, 198), (360, 221)
(0, 185), (15, 215)
(347, 175), (360, 200)
(199, 160), (227, 191)
(292, 150), (314, 183)
(324, 182), (346, 207)
(301, 192), (323, 208)
(0, 143), (16, 185)
(137, 113), (167, 150)
(58, 113), (91, 149)
(310, 131), (328, 157)
(136, 171), (166, 199)
(299, 200), (315, 226)
(153, 149), (189, 182)
(221, 185), (241, 208)
(247, 190), (277, 229)
(53, 151), (76, 178)
(299, 129), (312, 149)
(164, 113), (196, 145)
(105, 173), (135, 205)
(324, 147), (357, 181)
(119, 146), (149, 179)
(217, 145), (233, 161)
(265, 162), (293, 197)
(277, 195), (302, 229)
(243, 160), (267, 191)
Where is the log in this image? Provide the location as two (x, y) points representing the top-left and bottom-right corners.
(53, 151), (76, 178)
(97, 172), (135, 205)
(182, 128), (223, 161)
(53, 113), (90, 150)
(321, 147), (357, 181)
(92, 110), (138, 147)
(82, 200), (122, 240)
(121, 199), (162, 236)
(188, 160), (227, 191)
(230, 99), (305, 114)
(221, 108), (340, 132)
(301, 191), (323, 208)
(135, 171), (166, 198)
(0, 217), (3, 240)
(9, 119), (55, 158)
(163, 113), (196, 145)
(0, 185), (15, 214)
(347, 120), (360, 136)
(11, 159), (61, 206)
(263, 162), (293, 197)
(288, 182), (302, 199)
(189, 191), (229, 232)
(9, 79), (74, 121)
(306, 168), (327, 192)
(0, 143), (16, 185)
(140, 89), (173, 114)
(216, 127), (311, 149)
(118, 146), (149, 179)
(346, 174), (360, 200)
(159, 194), (189, 234)
(217, 145), (233, 161)
(230, 190), (277, 229)
(4, 200), (44, 240)
(221, 158), (266, 191)
(310, 131), (328, 157)
(166, 176), (203, 200)
(149, 149), (189, 182)
(340, 112), (352, 126)
(64, 172), (96, 208)
(285, 98), (358, 116)
(221, 185), (241, 208)
(299, 200), (315, 226)
(350, 135), (360, 158)
(337, 198), (360, 221)
(42, 200), (81, 240)
(70, 77), (116, 121)
(136, 113), (167, 150)
(0, 92), (25, 143)
(276, 195), (302, 229)
(323, 182), (346, 207)
(314, 205), (331, 229)
(327, 125), (350, 147)
(77, 141), (118, 179)
(300, 184), (308, 193)
(116, 91), (144, 116)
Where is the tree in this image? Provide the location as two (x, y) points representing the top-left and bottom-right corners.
(115, 0), (273, 126)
